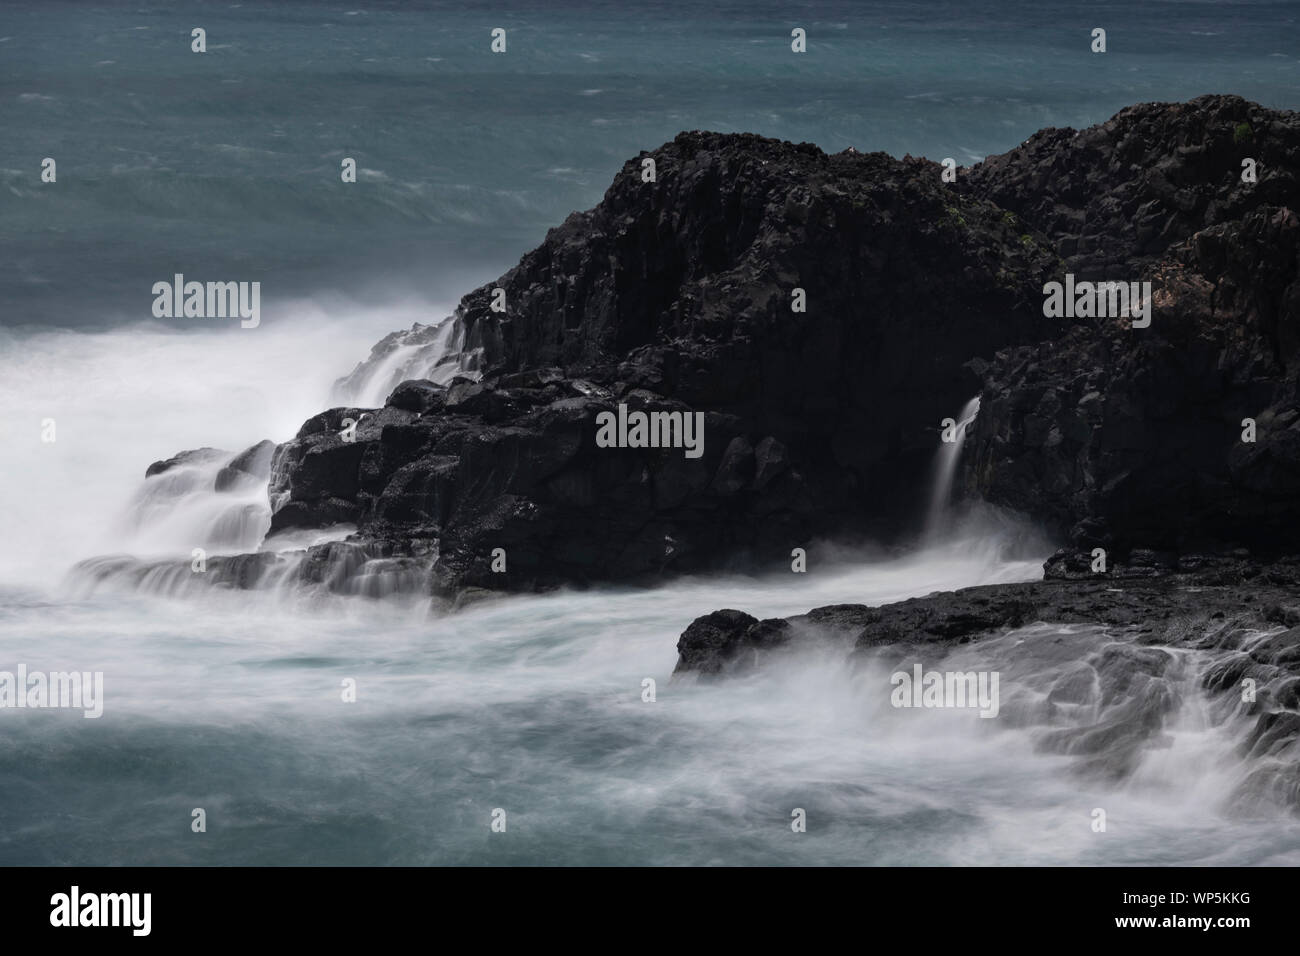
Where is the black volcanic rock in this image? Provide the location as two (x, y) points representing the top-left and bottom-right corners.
(254, 131), (1071, 592)
(675, 609), (794, 678)
(215, 439), (276, 492)
(955, 95), (1300, 555)
(267, 406), (420, 533)
(962, 94), (1300, 276)
(385, 379), (447, 414)
(678, 557), (1300, 679)
(454, 133), (1060, 439)
(674, 563), (1300, 810)
(125, 96), (1300, 598)
(961, 203), (1300, 553)
(145, 447), (227, 479)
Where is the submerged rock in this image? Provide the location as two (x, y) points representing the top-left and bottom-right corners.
(144, 447), (228, 479)
(677, 564), (1300, 812)
(215, 439), (276, 492)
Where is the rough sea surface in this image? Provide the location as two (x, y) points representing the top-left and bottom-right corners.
(1, 0), (1298, 864)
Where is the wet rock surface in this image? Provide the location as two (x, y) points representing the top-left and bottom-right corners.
(676, 560), (1300, 810)
(129, 96), (1300, 597)
(321, 97), (1300, 593)
(229, 135), (1067, 593)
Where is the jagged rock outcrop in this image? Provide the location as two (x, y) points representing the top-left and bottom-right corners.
(961, 94), (1300, 276)
(960, 97), (1300, 553)
(675, 559), (1300, 811)
(257, 133), (1073, 592)
(127, 95), (1300, 596)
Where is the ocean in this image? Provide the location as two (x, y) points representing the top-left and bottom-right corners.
(1, 0), (1299, 865)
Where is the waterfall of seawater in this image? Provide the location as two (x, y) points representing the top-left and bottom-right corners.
(924, 396), (981, 542)
(334, 313), (475, 408)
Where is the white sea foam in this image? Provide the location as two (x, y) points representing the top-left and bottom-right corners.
(0, 298), (448, 585)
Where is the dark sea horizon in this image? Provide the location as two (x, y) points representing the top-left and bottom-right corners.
(2, 0), (1297, 330)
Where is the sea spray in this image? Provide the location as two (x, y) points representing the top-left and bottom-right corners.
(0, 304), (441, 586)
